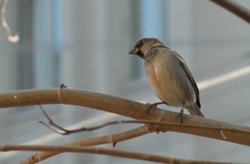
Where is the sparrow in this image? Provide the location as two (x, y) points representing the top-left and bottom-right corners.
(129, 38), (204, 117)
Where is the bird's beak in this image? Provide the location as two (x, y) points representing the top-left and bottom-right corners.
(129, 48), (138, 55)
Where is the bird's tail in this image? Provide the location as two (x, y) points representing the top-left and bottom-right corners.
(186, 104), (205, 117)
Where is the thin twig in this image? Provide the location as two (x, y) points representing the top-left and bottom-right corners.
(210, 0), (250, 24)
(0, 144), (240, 164)
(38, 105), (72, 135)
(39, 106), (117, 135)
(21, 126), (150, 164)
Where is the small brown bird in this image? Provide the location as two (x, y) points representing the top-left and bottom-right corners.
(129, 38), (204, 117)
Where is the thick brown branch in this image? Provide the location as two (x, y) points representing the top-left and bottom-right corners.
(0, 88), (250, 146)
(210, 0), (250, 24)
(21, 126), (150, 164)
(0, 144), (239, 164)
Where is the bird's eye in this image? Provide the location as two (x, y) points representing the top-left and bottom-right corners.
(137, 50), (145, 59)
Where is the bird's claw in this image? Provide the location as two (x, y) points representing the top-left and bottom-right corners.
(178, 108), (184, 123)
(146, 103), (156, 113)
(146, 102), (165, 113)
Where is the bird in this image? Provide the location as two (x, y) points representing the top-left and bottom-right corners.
(129, 38), (204, 118)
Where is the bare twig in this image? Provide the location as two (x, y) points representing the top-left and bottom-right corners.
(0, 88), (250, 146)
(38, 106), (127, 135)
(0, 0), (19, 43)
(38, 106), (155, 135)
(210, 0), (250, 24)
(21, 126), (150, 163)
(38, 105), (72, 135)
(0, 144), (240, 164)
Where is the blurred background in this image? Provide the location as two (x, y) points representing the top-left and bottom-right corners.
(0, 0), (250, 163)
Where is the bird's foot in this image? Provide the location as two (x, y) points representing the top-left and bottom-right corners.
(146, 102), (165, 113)
(178, 108), (184, 123)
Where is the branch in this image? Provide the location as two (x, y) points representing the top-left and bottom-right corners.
(21, 126), (150, 164)
(210, 0), (250, 24)
(0, 144), (239, 164)
(0, 88), (250, 146)
(27, 108), (250, 163)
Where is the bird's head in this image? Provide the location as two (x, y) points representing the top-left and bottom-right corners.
(129, 38), (164, 59)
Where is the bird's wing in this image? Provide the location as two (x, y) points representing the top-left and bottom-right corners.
(173, 52), (201, 108)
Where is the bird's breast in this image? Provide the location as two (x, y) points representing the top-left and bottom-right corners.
(144, 54), (195, 107)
